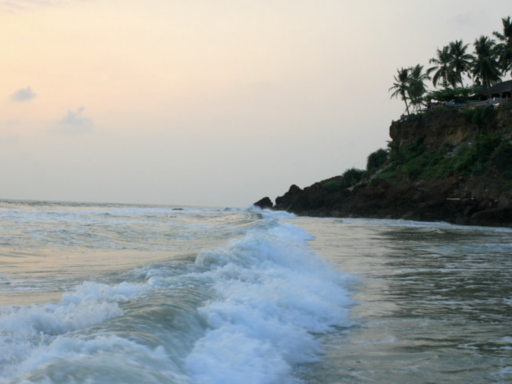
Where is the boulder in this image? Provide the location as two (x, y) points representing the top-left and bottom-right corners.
(470, 207), (512, 226)
(253, 197), (273, 209)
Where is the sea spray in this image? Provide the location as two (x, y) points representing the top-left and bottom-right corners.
(186, 221), (355, 384)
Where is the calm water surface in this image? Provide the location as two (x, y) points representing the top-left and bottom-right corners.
(296, 217), (512, 383)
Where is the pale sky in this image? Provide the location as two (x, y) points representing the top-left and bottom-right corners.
(1, 0), (511, 207)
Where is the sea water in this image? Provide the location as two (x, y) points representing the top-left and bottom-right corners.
(0, 200), (511, 383)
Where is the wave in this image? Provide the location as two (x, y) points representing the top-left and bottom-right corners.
(0, 218), (355, 384)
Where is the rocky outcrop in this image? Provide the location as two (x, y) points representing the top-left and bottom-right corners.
(266, 171), (512, 226)
(262, 104), (512, 227)
(253, 197), (273, 209)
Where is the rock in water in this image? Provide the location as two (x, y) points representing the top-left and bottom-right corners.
(253, 197), (273, 209)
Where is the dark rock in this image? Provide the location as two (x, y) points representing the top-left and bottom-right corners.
(470, 208), (512, 226)
(497, 191), (512, 209)
(253, 197), (273, 209)
(274, 185), (305, 211)
(370, 178), (391, 189)
(477, 199), (495, 211)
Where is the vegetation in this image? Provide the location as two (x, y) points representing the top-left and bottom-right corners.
(322, 148), (389, 192)
(330, 16), (512, 194)
(407, 65), (430, 112)
(493, 16), (512, 77)
(390, 16), (512, 114)
(381, 123), (509, 184)
(322, 168), (366, 192)
(367, 148), (388, 172)
(389, 68), (412, 115)
(427, 86), (478, 103)
(449, 40), (474, 88)
(427, 45), (454, 89)
(472, 36), (502, 89)
(458, 105), (496, 127)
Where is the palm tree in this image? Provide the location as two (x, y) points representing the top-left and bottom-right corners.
(472, 36), (502, 91)
(493, 16), (512, 76)
(389, 68), (411, 115)
(407, 64), (430, 112)
(427, 46), (453, 89)
(448, 40), (474, 88)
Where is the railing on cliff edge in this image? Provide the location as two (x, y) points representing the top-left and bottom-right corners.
(429, 97), (511, 111)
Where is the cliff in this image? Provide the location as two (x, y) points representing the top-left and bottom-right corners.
(257, 103), (512, 227)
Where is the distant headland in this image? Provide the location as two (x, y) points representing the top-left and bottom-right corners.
(255, 16), (512, 227)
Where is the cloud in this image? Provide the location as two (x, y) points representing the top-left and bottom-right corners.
(10, 87), (37, 102)
(56, 107), (93, 134)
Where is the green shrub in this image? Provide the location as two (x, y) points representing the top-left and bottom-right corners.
(474, 134), (501, 161)
(459, 105), (495, 127)
(439, 140), (455, 155)
(489, 141), (512, 170)
(322, 178), (342, 192)
(322, 168), (367, 191)
(401, 162), (423, 179)
(377, 131), (506, 183)
(427, 85), (481, 103)
(339, 168), (366, 188)
(367, 148), (388, 172)
(374, 169), (397, 180)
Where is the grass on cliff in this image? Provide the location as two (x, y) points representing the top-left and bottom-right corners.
(322, 148), (389, 192)
(398, 105), (497, 129)
(322, 168), (366, 192)
(381, 133), (512, 184)
(321, 103), (512, 192)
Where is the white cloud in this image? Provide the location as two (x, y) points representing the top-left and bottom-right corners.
(10, 86), (37, 102)
(56, 107), (93, 134)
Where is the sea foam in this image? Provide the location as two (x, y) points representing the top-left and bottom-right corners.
(0, 281), (147, 381)
(187, 221), (355, 384)
(1, 218), (354, 384)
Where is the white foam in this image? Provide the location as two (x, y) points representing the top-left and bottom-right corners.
(11, 334), (193, 384)
(250, 205), (296, 220)
(187, 221), (355, 384)
(0, 281), (147, 381)
(1, 215), (355, 384)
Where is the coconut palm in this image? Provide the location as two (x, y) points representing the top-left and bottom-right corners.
(389, 67), (411, 115)
(407, 64), (430, 112)
(493, 16), (512, 76)
(472, 36), (502, 91)
(448, 40), (474, 88)
(427, 46), (454, 89)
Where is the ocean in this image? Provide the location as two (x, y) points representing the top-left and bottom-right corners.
(0, 200), (511, 383)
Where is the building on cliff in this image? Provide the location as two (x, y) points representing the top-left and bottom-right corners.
(488, 79), (512, 100)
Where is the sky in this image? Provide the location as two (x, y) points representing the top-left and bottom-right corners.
(1, 0), (511, 207)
